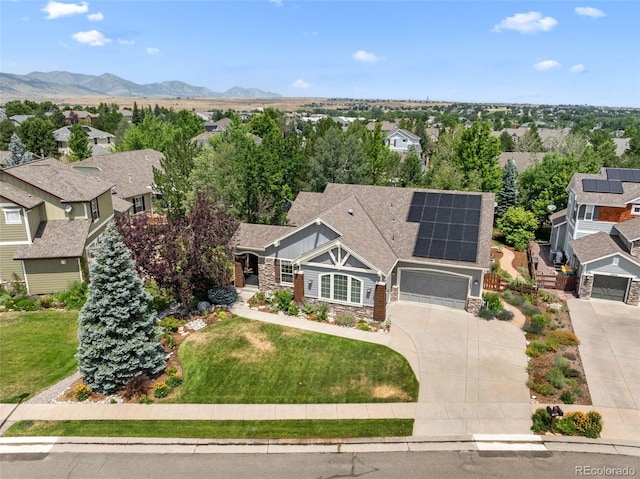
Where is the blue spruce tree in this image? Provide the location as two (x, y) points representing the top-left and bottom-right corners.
(76, 223), (166, 394)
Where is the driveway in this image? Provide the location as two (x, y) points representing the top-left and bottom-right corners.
(568, 299), (640, 409)
(387, 302), (531, 435)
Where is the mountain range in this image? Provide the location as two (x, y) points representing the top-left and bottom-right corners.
(0, 71), (282, 99)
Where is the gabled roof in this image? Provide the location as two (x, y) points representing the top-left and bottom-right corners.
(569, 169), (640, 206)
(614, 217), (640, 243)
(0, 181), (44, 209)
(366, 121), (397, 132)
(13, 219), (91, 259)
(1, 158), (113, 202)
(53, 125), (114, 142)
(550, 208), (568, 226)
(74, 149), (163, 199)
(571, 231), (640, 265)
(386, 127), (421, 141)
(286, 192), (325, 226)
(233, 223), (294, 250)
(498, 152), (544, 172)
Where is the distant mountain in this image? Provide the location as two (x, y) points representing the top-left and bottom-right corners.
(0, 71), (282, 99)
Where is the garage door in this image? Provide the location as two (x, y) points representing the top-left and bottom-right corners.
(591, 275), (629, 302)
(399, 270), (468, 309)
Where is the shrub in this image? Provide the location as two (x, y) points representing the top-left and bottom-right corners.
(544, 336), (560, 352)
(553, 356), (570, 373)
(166, 374), (183, 388)
(55, 281), (88, 310)
(550, 330), (580, 346)
(218, 311), (229, 320)
(585, 411), (604, 438)
(482, 292), (504, 312)
(531, 313), (550, 330)
(123, 375), (151, 400)
(14, 297), (38, 311)
(560, 390), (575, 404)
(357, 321), (370, 331)
(546, 367), (566, 389)
(530, 408), (551, 433)
(317, 303), (329, 321)
(527, 380), (556, 396)
(207, 286), (238, 306)
(249, 291), (266, 306)
(272, 290), (293, 311)
(503, 290), (524, 306)
(38, 296), (54, 309)
(301, 303), (316, 315)
(287, 302), (299, 316)
(159, 316), (181, 334)
(563, 411), (603, 438)
(138, 396), (154, 405)
(74, 384), (92, 401)
(526, 341), (547, 357)
(555, 417), (577, 435)
(478, 308), (495, 320)
(153, 381), (172, 398)
(145, 280), (174, 313)
(524, 321), (542, 335)
(522, 301), (541, 318)
(495, 310), (514, 321)
(335, 314), (356, 327)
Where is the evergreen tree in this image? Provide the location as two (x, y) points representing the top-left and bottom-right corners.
(68, 123), (91, 161)
(76, 223), (166, 394)
(0, 119), (16, 150)
(5, 133), (34, 167)
(499, 131), (516, 152)
(496, 158), (518, 218)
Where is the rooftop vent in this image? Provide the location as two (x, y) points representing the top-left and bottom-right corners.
(347, 209), (354, 215)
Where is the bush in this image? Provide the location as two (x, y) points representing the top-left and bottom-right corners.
(145, 280), (174, 312)
(550, 330), (580, 346)
(248, 291), (266, 306)
(153, 381), (172, 398)
(301, 303), (316, 315)
(553, 356), (570, 373)
(287, 302), (299, 316)
(74, 384), (92, 401)
(555, 417), (577, 435)
(272, 290), (293, 311)
(159, 316), (181, 334)
(546, 367), (566, 389)
(38, 296), (54, 309)
(522, 302), (541, 318)
(544, 336), (560, 352)
(335, 314), (356, 327)
(482, 292), (504, 312)
(495, 310), (514, 321)
(317, 303), (329, 321)
(560, 390), (575, 404)
(138, 396), (154, 405)
(526, 341), (547, 357)
(207, 286), (238, 306)
(166, 374), (183, 388)
(357, 320), (370, 331)
(503, 290), (524, 306)
(531, 313), (550, 330)
(14, 297), (38, 311)
(527, 380), (556, 396)
(55, 281), (88, 310)
(478, 308), (495, 320)
(123, 375), (151, 400)
(531, 408), (551, 433)
(585, 411), (604, 438)
(564, 411), (603, 439)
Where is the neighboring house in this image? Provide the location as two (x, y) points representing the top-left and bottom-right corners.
(549, 168), (640, 306)
(9, 115), (35, 127)
(233, 183), (494, 319)
(385, 128), (423, 157)
(0, 151), (9, 168)
(62, 110), (96, 124)
(53, 125), (115, 157)
(366, 121), (398, 133)
(0, 158), (115, 294)
(613, 138), (631, 157)
(118, 109), (133, 122)
(498, 152), (544, 172)
(72, 149), (163, 215)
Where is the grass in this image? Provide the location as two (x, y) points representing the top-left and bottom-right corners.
(5, 419), (414, 438)
(170, 317), (418, 404)
(0, 311), (78, 403)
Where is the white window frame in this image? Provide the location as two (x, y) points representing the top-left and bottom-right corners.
(632, 204), (640, 215)
(90, 198), (99, 222)
(280, 260), (294, 285)
(133, 196), (145, 214)
(3, 208), (21, 225)
(318, 273), (363, 305)
(584, 205), (595, 221)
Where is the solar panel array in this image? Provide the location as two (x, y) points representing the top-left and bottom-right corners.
(582, 179), (624, 194)
(606, 169), (640, 183)
(407, 192), (482, 262)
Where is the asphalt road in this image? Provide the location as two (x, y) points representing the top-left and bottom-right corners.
(2, 451), (639, 479)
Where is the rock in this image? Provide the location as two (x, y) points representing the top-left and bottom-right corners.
(197, 301), (212, 314)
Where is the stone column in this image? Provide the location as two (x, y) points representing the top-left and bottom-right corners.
(294, 271), (304, 304)
(373, 282), (386, 322)
(234, 262), (244, 288)
(626, 279), (640, 306)
(258, 257), (276, 291)
(579, 275), (593, 299)
(466, 297), (482, 315)
(390, 285), (399, 302)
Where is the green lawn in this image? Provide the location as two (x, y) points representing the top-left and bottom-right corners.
(170, 317), (418, 404)
(0, 311), (78, 403)
(5, 419), (414, 438)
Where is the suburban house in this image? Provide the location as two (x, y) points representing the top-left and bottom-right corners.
(71, 149), (163, 215)
(385, 128), (423, 158)
(53, 125), (115, 157)
(498, 152), (544, 172)
(0, 158), (114, 294)
(549, 168), (640, 306)
(62, 110), (96, 124)
(233, 183), (494, 319)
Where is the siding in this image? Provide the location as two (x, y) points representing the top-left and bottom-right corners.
(87, 190), (115, 238)
(392, 261), (484, 297)
(599, 205), (636, 223)
(264, 223), (339, 259)
(300, 264), (379, 307)
(584, 256), (640, 278)
(0, 208), (28, 242)
(26, 204), (45, 241)
(24, 258), (82, 295)
(575, 220), (616, 238)
(0, 245), (23, 282)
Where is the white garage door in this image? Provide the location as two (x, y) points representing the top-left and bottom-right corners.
(399, 270), (468, 309)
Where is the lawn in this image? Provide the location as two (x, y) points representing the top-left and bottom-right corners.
(0, 311), (79, 403)
(5, 419), (414, 438)
(169, 317), (418, 404)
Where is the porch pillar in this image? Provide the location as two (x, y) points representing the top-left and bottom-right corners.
(234, 261), (245, 288)
(294, 271), (305, 303)
(373, 282), (386, 322)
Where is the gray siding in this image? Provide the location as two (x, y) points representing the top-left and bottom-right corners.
(265, 223), (339, 259)
(300, 264), (379, 307)
(392, 261), (484, 297)
(583, 256), (640, 278)
(575, 220), (616, 238)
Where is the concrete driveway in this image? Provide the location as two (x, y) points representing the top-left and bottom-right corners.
(568, 299), (640, 409)
(387, 301), (531, 435)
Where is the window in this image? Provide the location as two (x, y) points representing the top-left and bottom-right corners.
(632, 205), (640, 215)
(280, 260), (294, 284)
(319, 273), (363, 304)
(90, 198), (99, 222)
(578, 205), (599, 221)
(133, 196), (145, 214)
(3, 209), (21, 224)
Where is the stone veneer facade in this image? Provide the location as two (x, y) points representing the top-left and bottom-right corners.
(626, 279), (640, 306)
(257, 257), (277, 291)
(579, 275), (593, 299)
(466, 297), (483, 315)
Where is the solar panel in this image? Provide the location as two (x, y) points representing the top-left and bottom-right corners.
(407, 191), (481, 262)
(582, 179), (624, 194)
(606, 168), (640, 183)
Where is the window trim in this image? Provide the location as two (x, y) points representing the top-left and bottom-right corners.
(90, 198), (99, 222)
(133, 196), (145, 214)
(632, 204), (640, 215)
(279, 260), (294, 285)
(318, 273), (363, 306)
(3, 208), (22, 225)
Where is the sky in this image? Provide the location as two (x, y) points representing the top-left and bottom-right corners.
(1, 0), (639, 107)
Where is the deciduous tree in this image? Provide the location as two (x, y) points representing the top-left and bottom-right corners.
(68, 123), (91, 161)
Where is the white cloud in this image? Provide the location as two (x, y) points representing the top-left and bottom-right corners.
(146, 47), (160, 55)
(42, 1), (88, 19)
(72, 30), (111, 46)
(269, 0), (283, 6)
(570, 64), (586, 73)
(533, 60), (562, 71)
(575, 6), (606, 18)
(118, 39), (135, 45)
(87, 12), (103, 22)
(492, 11), (558, 34)
(353, 50), (382, 63)
(291, 78), (311, 89)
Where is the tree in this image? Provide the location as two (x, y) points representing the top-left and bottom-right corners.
(132, 101), (144, 125)
(5, 133), (34, 167)
(453, 121), (502, 192)
(76, 223), (166, 394)
(115, 114), (177, 153)
(68, 123), (91, 161)
(496, 159), (518, 218)
(399, 150), (424, 187)
(517, 124), (544, 152)
(0, 120), (17, 150)
(499, 131), (516, 152)
(588, 130), (617, 168)
(17, 117), (56, 157)
(497, 206), (538, 251)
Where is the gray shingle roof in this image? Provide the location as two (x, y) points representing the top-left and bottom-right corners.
(233, 223), (294, 250)
(13, 219), (91, 259)
(0, 181), (44, 209)
(53, 125), (114, 142)
(550, 208), (567, 226)
(498, 152), (544, 172)
(569, 169), (640, 206)
(614, 217), (640, 243)
(74, 149), (163, 200)
(2, 158), (113, 202)
(571, 231), (639, 264)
